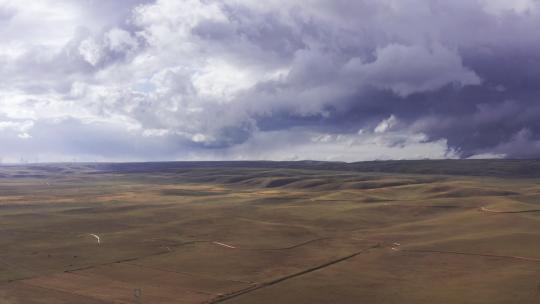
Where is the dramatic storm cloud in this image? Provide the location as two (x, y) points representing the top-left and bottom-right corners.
(1, 0), (539, 162)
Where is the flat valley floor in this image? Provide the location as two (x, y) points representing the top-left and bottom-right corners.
(1, 162), (540, 303)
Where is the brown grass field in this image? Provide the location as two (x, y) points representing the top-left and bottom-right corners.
(1, 161), (540, 303)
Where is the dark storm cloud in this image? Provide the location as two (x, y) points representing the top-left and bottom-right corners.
(406, 44), (540, 157)
(207, 0), (540, 158)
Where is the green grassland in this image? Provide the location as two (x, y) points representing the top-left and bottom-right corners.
(1, 161), (540, 303)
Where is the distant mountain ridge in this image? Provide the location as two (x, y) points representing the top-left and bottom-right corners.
(2, 159), (540, 178)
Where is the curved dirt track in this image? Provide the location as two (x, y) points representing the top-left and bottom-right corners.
(479, 206), (540, 214)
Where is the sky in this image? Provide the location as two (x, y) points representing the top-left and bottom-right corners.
(1, 0), (540, 162)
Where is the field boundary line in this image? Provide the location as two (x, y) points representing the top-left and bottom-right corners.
(206, 243), (381, 303)
(396, 248), (540, 263)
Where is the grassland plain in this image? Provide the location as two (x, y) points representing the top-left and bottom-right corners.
(1, 161), (540, 303)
